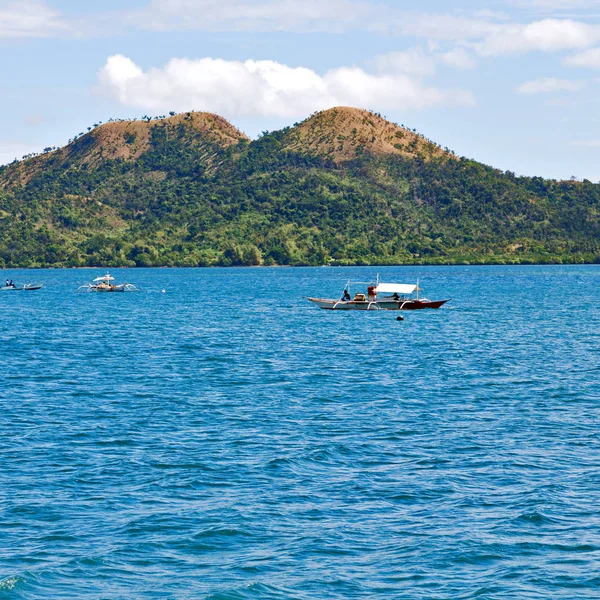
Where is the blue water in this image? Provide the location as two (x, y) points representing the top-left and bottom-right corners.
(1, 265), (600, 599)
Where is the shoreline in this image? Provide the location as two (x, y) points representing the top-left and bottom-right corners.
(1, 260), (599, 270)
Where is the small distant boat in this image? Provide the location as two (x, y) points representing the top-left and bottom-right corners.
(77, 273), (139, 293)
(0, 283), (43, 291)
(308, 277), (450, 311)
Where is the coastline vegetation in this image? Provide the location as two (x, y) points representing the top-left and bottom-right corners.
(0, 109), (598, 268)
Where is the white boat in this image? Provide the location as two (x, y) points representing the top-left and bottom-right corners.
(0, 283), (43, 291)
(77, 273), (139, 293)
(308, 277), (450, 311)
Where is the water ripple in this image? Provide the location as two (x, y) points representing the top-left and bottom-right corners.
(1, 265), (600, 598)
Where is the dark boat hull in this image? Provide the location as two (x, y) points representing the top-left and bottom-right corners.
(399, 299), (450, 310)
(308, 298), (450, 310)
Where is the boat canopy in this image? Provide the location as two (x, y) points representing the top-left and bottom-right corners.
(375, 283), (416, 295)
(93, 274), (115, 282)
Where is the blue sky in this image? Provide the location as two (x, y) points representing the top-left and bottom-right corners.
(2, 0), (600, 179)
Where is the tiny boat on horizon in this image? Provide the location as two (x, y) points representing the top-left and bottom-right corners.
(308, 277), (450, 311)
(77, 273), (139, 293)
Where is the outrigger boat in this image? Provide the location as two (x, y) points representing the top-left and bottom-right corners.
(308, 277), (450, 311)
(77, 273), (139, 293)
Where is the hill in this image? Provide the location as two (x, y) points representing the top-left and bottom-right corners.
(0, 112), (247, 188)
(0, 107), (598, 268)
(281, 107), (449, 163)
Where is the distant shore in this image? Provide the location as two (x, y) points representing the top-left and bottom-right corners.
(1, 258), (598, 270)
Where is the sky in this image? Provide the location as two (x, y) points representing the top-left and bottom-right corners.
(1, 0), (600, 180)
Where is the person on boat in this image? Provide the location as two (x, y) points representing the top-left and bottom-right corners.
(367, 285), (377, 301)
(342, 289), (351, 301)
(5, 279), (9, 287)
(392, 292), (400, 301)
(9, 280), (14, 288)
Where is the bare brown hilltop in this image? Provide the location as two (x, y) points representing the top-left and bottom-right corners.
(281, 107), (452, 163)
(87, 112), (248, 163)
(0, 107), (455, 190)
(0, 111), (249, 188)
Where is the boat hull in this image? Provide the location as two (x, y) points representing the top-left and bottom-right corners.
(78, 283), (138, 292)
(308, 298), (450, 310)
(0, 284), (43, 291)
(399, 299), (449, 310)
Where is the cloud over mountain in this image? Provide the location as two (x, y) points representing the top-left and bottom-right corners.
(98, 54), (475, 118)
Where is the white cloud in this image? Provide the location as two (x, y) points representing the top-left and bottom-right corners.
(126, 0), (374, 33)
(3, 1), (497, 39)
(4, 0), (595, 70)
(119, 0), (551, 49)
(516, 77), (585, 94)
(125, 0), (492, 39)
(564, 47), (600, 67)
(98, 54), (475, 118)
(117, 3), (600, 66)
(0, 0), (69, 37)
(375, 46), (476, 76)
(324, 66), (474, 109)
(9, 0), (598, 64)
(476, 19), (600, 56)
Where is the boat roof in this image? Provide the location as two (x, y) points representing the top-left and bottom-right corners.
(93, 273), (115, 282)
(375, 283), (417, 294)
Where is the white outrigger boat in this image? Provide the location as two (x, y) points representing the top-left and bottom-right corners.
(77, 273), (139, 293)
(308, 277), (450, 311)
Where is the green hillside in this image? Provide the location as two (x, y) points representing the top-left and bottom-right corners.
(0, 107), (599, 268)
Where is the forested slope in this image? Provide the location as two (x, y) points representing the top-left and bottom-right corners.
(0, 107), (598, 267)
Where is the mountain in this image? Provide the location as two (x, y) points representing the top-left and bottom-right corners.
(0, 112), (248, 188)
(0, 106), (598, 268)
(280, 107), (449, 163)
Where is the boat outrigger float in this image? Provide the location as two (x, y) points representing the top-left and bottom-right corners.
(77, 273), (139, 293)
(308, 276), (450, 310)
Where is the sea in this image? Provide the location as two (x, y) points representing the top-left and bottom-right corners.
(1, 265), (599, 599)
